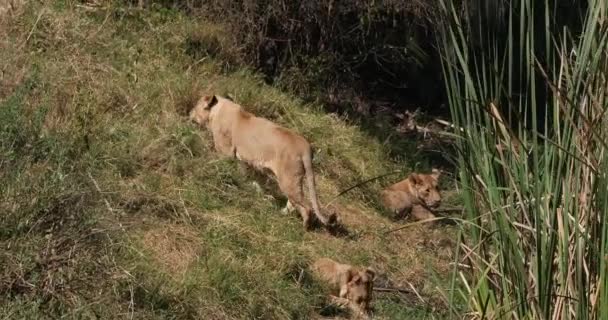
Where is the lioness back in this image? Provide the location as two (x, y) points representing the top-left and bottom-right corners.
(231, 112), (311, 169)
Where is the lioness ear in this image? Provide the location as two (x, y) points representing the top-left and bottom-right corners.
(204, 95), (218, 109)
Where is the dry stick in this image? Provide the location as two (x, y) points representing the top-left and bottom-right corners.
(407, 282), (426, 304)
(383, 217), (446, 235)
(323, 170), (403, 209)
(87, 171), (114, 214)
(383, 196), (558, 237)
(22, 9), (45, 48)
(434, 118), (465, 132)
(434, 207), (464, 213)
(410, 124), (458, 139)
(375, 285), (427, 306)
(373, 286), (415, 295)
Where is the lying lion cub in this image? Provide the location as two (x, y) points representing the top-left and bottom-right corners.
(189, 94), (335, 230)
(381, 169), (441, 220)
(312, 258), (375, 315)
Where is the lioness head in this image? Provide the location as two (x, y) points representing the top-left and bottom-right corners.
(346, 268), (376, 312)
(189, 95), (218, 126)
(410, 169), (442, 208)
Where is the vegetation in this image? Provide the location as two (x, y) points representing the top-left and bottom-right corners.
(192, 0), (445, 114)
(4, 0), (604, 318)
(440, 0), (608, 318)
(0, 1), (458, 319)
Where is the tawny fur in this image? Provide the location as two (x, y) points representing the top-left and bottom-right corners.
(189, 95), (335, 230)
(381, 169), (442, 220)
(312, 258), (375, 314)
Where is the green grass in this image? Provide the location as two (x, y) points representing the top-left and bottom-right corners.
(440, 0), (608, 318)
(0, 1), (460, 319)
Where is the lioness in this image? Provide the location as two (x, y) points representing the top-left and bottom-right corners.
(381, 169), (441, 220)
(189, 95), (335, 230)
(312, 258), (375, 315)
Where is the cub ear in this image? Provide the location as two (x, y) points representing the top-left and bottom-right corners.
(409, 173), (422, 186)
(431, 168), (441, 180)
(364, 268), (376, 281)
(345, 269), (357, 282)
(349, 274), (362, 285)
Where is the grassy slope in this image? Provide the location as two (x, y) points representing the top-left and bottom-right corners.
(0, 1), (458, 319)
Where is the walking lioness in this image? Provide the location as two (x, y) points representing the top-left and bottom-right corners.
(381, 169), (442, 220)
(189, 94), (335, 229)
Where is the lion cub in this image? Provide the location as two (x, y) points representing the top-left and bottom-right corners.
(189, 94), (336, 230)
(312, 258), (375, 315)
(381, 169), (442, 220)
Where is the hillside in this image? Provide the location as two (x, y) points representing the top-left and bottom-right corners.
(1, 1), (459, 319)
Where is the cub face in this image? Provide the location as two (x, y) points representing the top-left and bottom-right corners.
(189, 95), (218, 126)
(411, 169), (442, 208)
(345, 268), (375, 312)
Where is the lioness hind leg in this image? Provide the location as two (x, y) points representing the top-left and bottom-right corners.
(277, 174), (312, 230)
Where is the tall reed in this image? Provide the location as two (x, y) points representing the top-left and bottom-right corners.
(439, 0), (608, 318)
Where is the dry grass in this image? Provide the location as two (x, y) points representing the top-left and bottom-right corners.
(0, 1), (461, 318)
(140, 224), (202, 279)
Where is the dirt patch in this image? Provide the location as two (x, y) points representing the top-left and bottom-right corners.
(141, 224), (202, 279)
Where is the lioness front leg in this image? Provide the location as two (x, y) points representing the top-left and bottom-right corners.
(212, 132), (234, 157)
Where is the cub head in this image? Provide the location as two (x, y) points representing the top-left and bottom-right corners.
(189, 95), (218, 126)
(410, 168), (442, 208)
(345, 268), (376, 312)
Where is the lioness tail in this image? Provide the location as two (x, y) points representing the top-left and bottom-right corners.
(303, 150), (335, 226)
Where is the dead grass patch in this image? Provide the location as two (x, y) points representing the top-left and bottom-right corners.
(386, 226), (455, 286)
(141, 224), (202, 279)
(329, 203), (381, 230)
(0, 0), (25, 24)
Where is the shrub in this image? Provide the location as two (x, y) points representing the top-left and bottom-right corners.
(186, 0), (445, 110)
